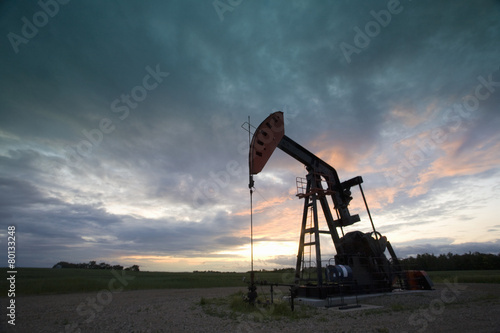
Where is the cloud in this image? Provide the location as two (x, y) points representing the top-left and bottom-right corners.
(0, 1), (499, 271)
(392, 239), (500, 258)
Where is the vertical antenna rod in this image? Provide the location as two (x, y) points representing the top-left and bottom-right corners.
(248, 116), (254, 280)
(247, 116), (257, 304)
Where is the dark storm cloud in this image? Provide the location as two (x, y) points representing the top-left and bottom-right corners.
(0, 167), (250, 266)
(1, 0), (499, 270)
(112, 211), (250, 253)
(393, 239), (500, 258)
(0, 176), (122, 231)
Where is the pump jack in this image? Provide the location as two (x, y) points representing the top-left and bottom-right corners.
(248, 112), (432, 299)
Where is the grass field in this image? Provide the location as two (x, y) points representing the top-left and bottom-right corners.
(425, 270), (500, 284)
(1, 268), (499, 296)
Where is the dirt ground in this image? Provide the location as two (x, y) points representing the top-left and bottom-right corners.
(1, 283), (500, 332)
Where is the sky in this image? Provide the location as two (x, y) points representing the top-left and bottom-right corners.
(0, 0), (499, 272)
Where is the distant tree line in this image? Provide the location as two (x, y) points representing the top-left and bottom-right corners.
(399, 252), (500, 271)
(52, 261), (140, 271)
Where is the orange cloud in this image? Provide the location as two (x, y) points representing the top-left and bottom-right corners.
(388, 102), (437, 128)
(307, 135), (379, 176)
(118, 255), (185, 265)
(348, 185), (399, 212)
(409, 134), (500, 197)
(232, 191), (293, 217)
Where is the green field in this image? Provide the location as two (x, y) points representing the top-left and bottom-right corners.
(1, 268), (249, 296)
(425, 270), (500, 284)
(1, 268), (499, 296)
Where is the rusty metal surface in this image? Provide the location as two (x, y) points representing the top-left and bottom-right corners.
(249, 111), (284, 175)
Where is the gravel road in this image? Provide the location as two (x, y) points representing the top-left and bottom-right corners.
(1, 283), (499, 332)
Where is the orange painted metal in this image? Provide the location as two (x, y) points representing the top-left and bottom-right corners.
(404, 270), (434, 290)
(249, 111), (285, 175)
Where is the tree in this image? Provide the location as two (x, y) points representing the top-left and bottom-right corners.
(127, 265), (140, 272)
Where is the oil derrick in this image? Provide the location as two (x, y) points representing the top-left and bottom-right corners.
(247, 112), (432, 298)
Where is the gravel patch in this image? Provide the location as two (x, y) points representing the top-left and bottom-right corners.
(1, 283), (500, 332)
